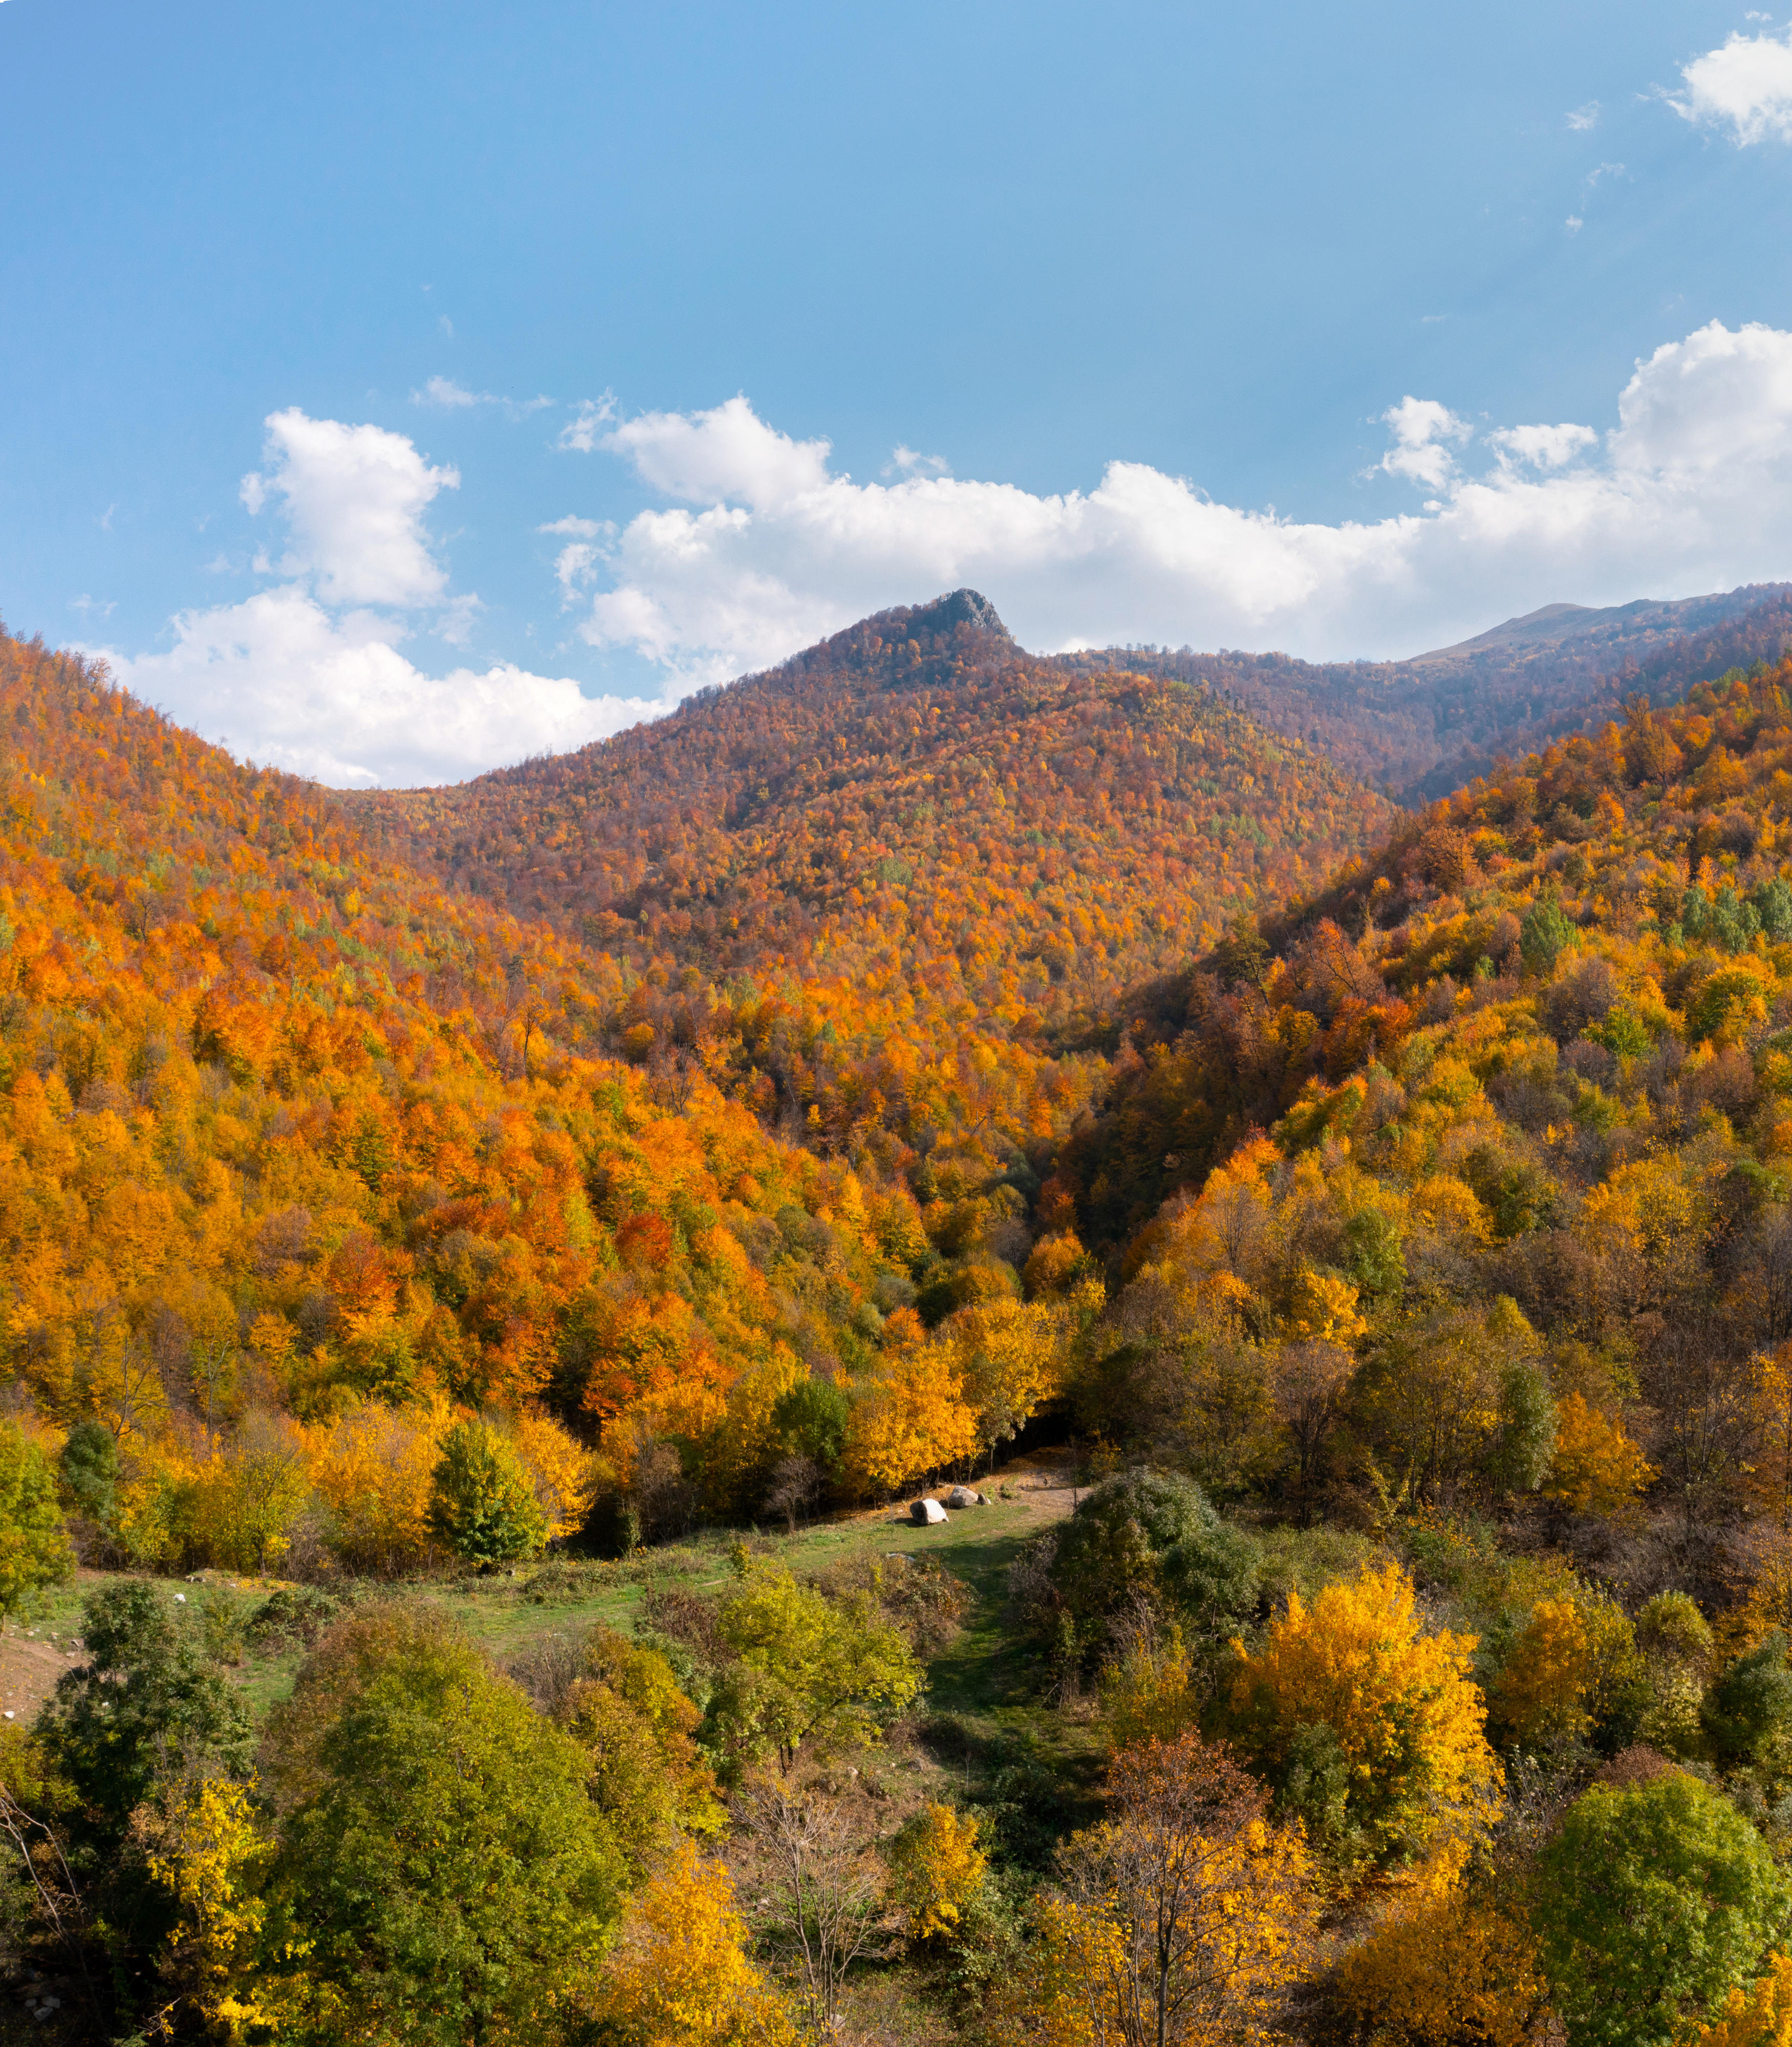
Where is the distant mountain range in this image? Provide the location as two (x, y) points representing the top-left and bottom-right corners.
(1059, 580), (1792, 801)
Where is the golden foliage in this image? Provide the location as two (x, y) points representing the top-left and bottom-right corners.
(596, 1838), (801, 2047)
(1226, 1564), (1500, 1866)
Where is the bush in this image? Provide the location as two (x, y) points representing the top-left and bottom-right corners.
(246, 1584), (342, 1650)
(1049, 1468), (1262, 1659)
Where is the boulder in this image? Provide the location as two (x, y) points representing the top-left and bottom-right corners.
(945, 1485), (983, 1509)
(910, 1496), (948, 1526)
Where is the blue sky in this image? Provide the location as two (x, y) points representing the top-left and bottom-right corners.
(4, 0), (1792, 782)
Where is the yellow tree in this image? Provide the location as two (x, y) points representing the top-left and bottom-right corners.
(1546, 1393), (1654, 1518)
(597, 1837), (800, 2047)
(141, 1774), (310, 2044)
(1330, 1891), (1547, 2047)
(1006, 1732), (1312, 2047)
(886, 1802), (987, 1941)
(1691, 1953), (1792, 2047)
(840, 1311), (977, 1496)
(940, 1296), (1063, 1466)
(1223, 1564), (1500, 1873)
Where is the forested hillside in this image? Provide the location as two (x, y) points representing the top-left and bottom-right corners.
(12, 609), (1792, 2046)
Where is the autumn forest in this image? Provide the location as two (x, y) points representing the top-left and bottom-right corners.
(6, 585), (1792, 2047)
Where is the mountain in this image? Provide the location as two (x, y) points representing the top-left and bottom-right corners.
(1060, 581), (1792, 802)
(351, 591), (1396, 1180)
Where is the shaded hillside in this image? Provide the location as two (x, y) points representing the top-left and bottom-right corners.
(1062, 581), (1792, 802)
(353, 592), (1395, 1175)
(1053, 656), (1792, 1277)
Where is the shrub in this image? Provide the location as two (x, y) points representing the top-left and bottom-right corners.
(1049, 1468), (1262, 1659)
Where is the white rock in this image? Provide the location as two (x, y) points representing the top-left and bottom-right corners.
(174, 1593), (187, 1604)
(910, 1497), (948, 1525)
(945, 1485), (982, 1509)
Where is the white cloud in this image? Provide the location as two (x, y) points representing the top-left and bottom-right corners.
(1486, 422), (1599, 471)
(1669, 29), (1792, 143)
(240, 408), (458, 607)
(558, 320), (1792, 682)
(101, 587), (657, 788)
(602, 395), (833, 509)
(1377, 397), (1474, 488)
(887, 445), (952, 478)
(559, 396), (617, 453)
(102, 407), (659, 787)
(539, 515), (604, 538)
(415, 375), (481, 409)
(1567, 100), (1601, 129)
(412, 375), (554, 418)
(1565, 214), (1584, 234)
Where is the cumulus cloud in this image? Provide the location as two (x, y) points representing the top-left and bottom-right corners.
(603, 395), (833, 510)
(241, 408), (458, 607)
(104, 409), (647, 786)
(1377, 398), (1475, 488)
(557, 320), (1792, 683)
(106, 589), (656, 788)
(1669, 28), (1792, 143)
(1567, 100), (1601, 129)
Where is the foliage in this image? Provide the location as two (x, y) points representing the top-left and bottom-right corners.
(58, 1418), (119, 1528)
(1706, 1635), (1792, 1766)
(1330, 1890), (1547, 2047)
(0, 1419), (72, 1618)
(1531, 1770), (1792, 2047)
(1221, 1563), (1500, 1870)
(1690, 1952), (1792, 2047)
(597, 1836), (800, 2047)
(708, 1557), (922, 1770)
(1546, 1394), (1655, 1519)
(886, 1801), (988, 1941)
(560, 1625), (724, 1861)
(38, 1581), (252, 1855)
(1049, 1468), (1263, 1660)
(141, 1772), (300, 2044)
(1006, 1731), (1312, 2047)
(263, 1603), (628, 2044)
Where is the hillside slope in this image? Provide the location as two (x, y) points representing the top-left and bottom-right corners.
(1055, 658), (1792, 1408)
(0, 627), (965, 1536)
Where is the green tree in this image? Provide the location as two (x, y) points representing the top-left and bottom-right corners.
(58, 1419), (120, 1529)
(426, 1420), (548, 1570)
(1704, 1634), (1792, 1765)
(1531, 1771), (1791, 2047)
(38, 1582), (252, 1857)
(1520, 891), (1575, 976)
(707, 1557), (921, 1771)
(771, 1378), (850, 1471)
(263, 1605), (627, 2045)
(0, 1423), (72, 1620)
